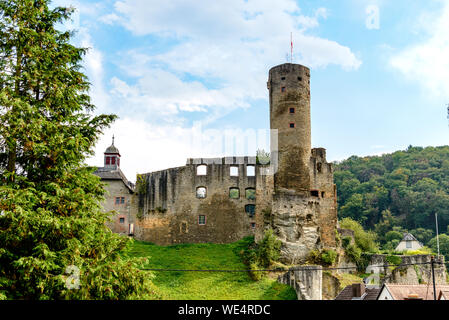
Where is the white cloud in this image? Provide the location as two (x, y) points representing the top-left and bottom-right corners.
(84, 0), (362, 177)
(390, 2), (449, 98)
(87, 117), (272, 182)
(100, 0), (361, 122)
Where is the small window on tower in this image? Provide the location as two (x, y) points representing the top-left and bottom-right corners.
(115, 197), (120, 205)
(289, 108), (295, 114)
(121, 197), (125, 204)
(119, 218), (125, 224)
(321, 191), (325, 198)
(198, 215), (206, 225)
(289, 122), (295, 128)
(298, 77), (302, 81)
(317, 163), (322, 173)
(111, 157), (116, 165)
(281, 77), (286, 80)
(281, 87), (286, 92)
(106, 157), (111, 165)
(311, 190), (319, 197)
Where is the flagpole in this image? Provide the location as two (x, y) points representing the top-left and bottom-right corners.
(435, 212), (440, 259)
(290, 32), (293, 63)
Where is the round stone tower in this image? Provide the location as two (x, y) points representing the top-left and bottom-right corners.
(268, 63), (311, 194)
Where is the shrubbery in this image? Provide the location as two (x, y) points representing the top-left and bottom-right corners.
(238, 230), (282, 280)
(308, 249), (338, 266)
(340, 218), (379, 253)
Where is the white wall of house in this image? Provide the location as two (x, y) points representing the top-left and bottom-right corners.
(395, 240), (423, 252)
(377, 287), (394, 300)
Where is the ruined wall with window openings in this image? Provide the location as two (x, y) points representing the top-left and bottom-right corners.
(115, 63), (338, 264)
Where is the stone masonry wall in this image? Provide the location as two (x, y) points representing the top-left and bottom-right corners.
(134, 157), (257, 245)
(309, 148), (338, 248)
(102, 179), (134, 235)
(366, 254), (447, 285)
(268, 63), (311, 194)
(278, 265), (323, 300)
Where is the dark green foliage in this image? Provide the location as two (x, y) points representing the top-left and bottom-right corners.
(386, 255), (402, 266)
(257, 229), (282, 267)
(385, 231), (403, 242)
(335, 146), (449, 241)
(344, 244), (362, 265)
(341, 236), (352, 249)
(383, 239), (400, 251)
(428, 234), (449, 265)
(357, 253), (374, 272)
(239, 231), (282, 280)
(339, 218), (379, 253)
(309, 249), (338, 266)
(410, 228), (434, 244)
(339, 218), (378, 270)
(0, 0), (158, 299)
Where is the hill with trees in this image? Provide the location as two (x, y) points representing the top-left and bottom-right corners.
(334, 145), (449, 255)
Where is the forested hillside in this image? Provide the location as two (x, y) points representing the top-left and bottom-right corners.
(334, 145), (449, 249)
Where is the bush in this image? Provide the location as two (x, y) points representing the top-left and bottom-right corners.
(248, 262), (263, 281)
(256, 229), (282, 268)
(342, 236), (352, 249)
(340, 218), (379, 252)
(345, 244), (362, 264)
(308, 249), (338, 266)
(321, 249), (338, 266)
(402, 247), (433, 255)
(238, 230), (282, 281)
(385, 231), (403, 243)
(386, 255), (402, 266)
(382, 239), (400, 251)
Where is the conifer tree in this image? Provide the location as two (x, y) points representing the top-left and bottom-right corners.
(0, 0), (159, 299)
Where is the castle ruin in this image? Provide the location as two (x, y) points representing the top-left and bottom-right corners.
(95, 63), (338, 264)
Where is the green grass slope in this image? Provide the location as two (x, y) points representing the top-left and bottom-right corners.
(124, 239), (296, 300)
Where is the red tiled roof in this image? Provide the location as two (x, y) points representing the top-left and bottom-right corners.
(335, 285), (381, 300)
(384, 284), (449, 300)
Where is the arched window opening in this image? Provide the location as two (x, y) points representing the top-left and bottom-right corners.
(245, 204), (256, 217)
(196, 187), (207, 199)
(229, 188), (240, 199)
(245, 188), (256, 200)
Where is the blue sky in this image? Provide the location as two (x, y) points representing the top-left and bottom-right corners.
(53, 0), (449, 181)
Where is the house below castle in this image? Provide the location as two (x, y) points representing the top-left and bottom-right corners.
(94, 136), (136, 236)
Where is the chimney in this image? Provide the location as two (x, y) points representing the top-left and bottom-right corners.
(352, 283), (366, 298)
(405, 293), (422, 300)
